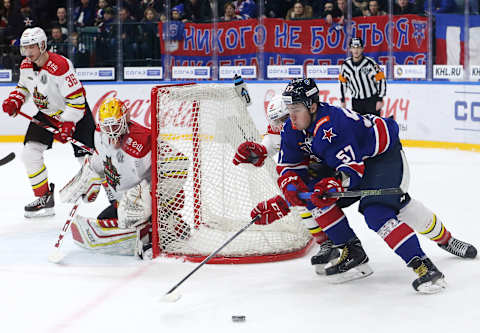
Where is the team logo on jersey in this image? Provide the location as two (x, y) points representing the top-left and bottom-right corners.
(298, 136), (313, 155)
(361, 66), (372, 75)
(322, 128), (337, 143)
(32, 87), (48, 110)
(103, 156), (121, 190)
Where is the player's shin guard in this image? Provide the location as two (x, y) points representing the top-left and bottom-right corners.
(364, 205), (426, 264)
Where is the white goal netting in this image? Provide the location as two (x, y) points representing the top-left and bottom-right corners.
(151, 83), (311, 263)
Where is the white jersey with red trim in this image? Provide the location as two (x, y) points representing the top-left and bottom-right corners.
(13, 52), (86, 123)
(89, 122), (152, 201)
(261, 124), (281, 156)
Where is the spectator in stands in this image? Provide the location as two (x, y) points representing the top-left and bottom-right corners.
(221, 2), (243, 21)
(97, 6), (116, 66)
(74, 0), (96, 28)
(119, 7), (140, 65)
(183, 0), (212, 23)
(95, 0), (109, 26)
(233, 0), (257, 19)
(424, 0), (457, 13)
(139, 0), (167, 21)
(171, 4), (185, 21)
(324, 0), (360, 26)
(139, 7), (161, 65)
(55, 7), (68, 38)
(70, 31), (90, 67)
(394, 0), (418, 14)
(365, 0), (386, 15)
(48, 25), (67, 57)
(286, 1), (313, 20)
(352, 0), (369, 15)
(264, 0), (295, 18)
(0, 5), (7, 27)
(9, 4), (37, 44)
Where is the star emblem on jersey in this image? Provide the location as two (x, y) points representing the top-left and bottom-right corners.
(103, 156), (121, 190)
(322, 128), (337, 143)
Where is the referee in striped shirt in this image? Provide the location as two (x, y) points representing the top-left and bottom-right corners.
(339, 37), (386, 116)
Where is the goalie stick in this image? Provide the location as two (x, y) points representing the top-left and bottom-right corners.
(48, 199), (81, 263)
(0, 152), (15, 166)
(15, 112), (113, 262)
(161, 216), (261, 303)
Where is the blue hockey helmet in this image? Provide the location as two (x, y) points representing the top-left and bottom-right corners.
(282, 78), (320, 109)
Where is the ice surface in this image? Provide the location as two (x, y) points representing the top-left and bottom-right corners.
(0, 142), (479, 333)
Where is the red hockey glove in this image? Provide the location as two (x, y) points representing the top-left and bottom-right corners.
(277, 171), (309, 207)
(233, 141), (268, 167)
(2, 94), (24, 117)
(251, 195), (291, 225)
(54, 121), (76, 144)
(311, 177), (344, 208)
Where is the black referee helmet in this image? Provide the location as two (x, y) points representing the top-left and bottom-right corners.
(349, 37), (364, 48)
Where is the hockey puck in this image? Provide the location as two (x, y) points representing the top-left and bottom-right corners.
(232, 315), (246, 322)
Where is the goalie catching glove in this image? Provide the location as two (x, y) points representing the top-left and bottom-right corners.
(117, 179), (152, 228)
(233, 141), (268, 167)
(59, 157), (103, 204)
(251, 195), (290, 225)
(310, 177), (343, 208)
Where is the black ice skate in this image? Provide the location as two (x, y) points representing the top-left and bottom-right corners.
(24, 183), (55, 218)
(325, 237), (373, 283)
(311, 239), (341, 275)
(438, 237), (477, 259)
(408, 256), (446, 294)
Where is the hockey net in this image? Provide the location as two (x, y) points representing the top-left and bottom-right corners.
(151, 83), (312, 264)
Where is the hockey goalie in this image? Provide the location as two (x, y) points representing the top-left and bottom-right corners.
(59, 97), (190, 259)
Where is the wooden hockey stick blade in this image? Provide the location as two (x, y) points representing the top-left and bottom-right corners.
(298, 187), (403, 200)
(0, 152), (15, 166)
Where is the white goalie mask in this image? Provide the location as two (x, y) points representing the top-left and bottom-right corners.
(266, 95), (289, 131)
(20, 27), (48, 56)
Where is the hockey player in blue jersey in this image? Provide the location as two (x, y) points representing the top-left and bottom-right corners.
(254, 78), (453, 293)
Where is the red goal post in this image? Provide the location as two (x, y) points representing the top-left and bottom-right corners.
(151, 83), (313, 264)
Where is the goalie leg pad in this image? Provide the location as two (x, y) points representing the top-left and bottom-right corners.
(70, 215), (138, 255)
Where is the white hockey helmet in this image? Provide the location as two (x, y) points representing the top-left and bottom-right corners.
(98, 97), (130, 141)
(20, 27), (48, 56)
(266, 95), (289, 130)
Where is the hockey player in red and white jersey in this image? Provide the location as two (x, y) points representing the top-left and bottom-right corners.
(233, 95), (341, 274)
(59, 97), (189, 259)
(1, 27), (96, 218)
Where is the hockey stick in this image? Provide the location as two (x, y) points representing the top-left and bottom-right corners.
(0, 152), (15, 166)
(17, 111), (96, 155)
(297, 187), (404, 199)
(161, 215), (261, 303)
(15, 112), (109, 262)
(48, 198), (81, 263)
